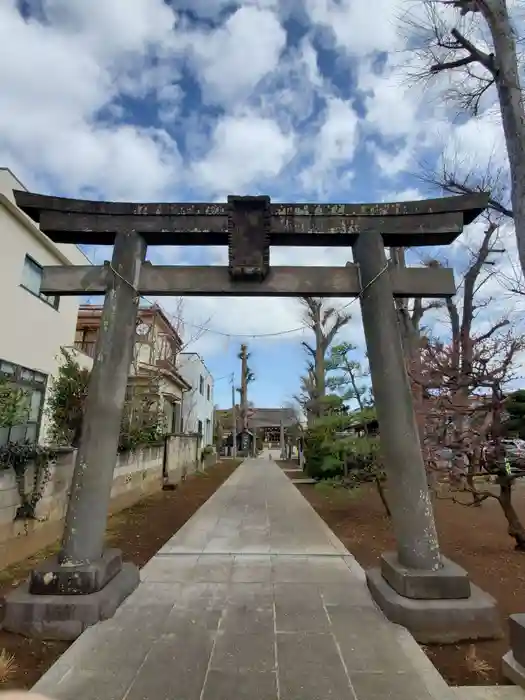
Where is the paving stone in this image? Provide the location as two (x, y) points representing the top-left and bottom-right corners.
(119, 581), (182, 607)
(201, 670), (278, 700)
(350, 671), (435, 700)
(125, 629), (217, 700)
(36, 668), (137, 700)
(221, 602), (274, 635)
(140, 554), (199, 582)
(276, 632), (355, 700)
(320, 582), (378, 608)
(232, 554), (273, 582)
(210, 630), (276, 673)
(164, 607), (224, 634)
(193, 554), (235, 582)
(274, 587), (330, 633)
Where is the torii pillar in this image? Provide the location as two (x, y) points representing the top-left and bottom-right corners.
(354, 230), (501, 643)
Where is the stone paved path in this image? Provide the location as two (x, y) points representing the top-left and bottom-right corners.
(33, 455), (453, 700)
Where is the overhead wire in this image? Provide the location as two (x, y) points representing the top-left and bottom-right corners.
(106, 259), (390, 341)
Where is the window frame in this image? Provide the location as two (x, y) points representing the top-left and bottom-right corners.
(206, 383), (211, 401)
(199, 375), (204, 395)
(20, 255), (60, 311)
(0, 359), (48, 446)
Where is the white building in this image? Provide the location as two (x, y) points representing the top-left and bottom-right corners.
(178, 353), (214, 446)
(0, 168), (89, 446)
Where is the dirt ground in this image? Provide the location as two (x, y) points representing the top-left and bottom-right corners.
(278, 460), (525, 686)
(0, 458), (240, 690)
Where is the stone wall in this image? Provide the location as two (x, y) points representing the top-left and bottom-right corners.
(0, 433), (204, 569)
(165, 433), (200, 484)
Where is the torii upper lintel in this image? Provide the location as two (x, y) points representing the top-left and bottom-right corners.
(14, 190), (488, 247)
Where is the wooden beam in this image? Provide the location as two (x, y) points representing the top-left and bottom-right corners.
(37, 209), (465, 247)
(41, 263), (456, 298)
(14, 190), (488, 247)
(15, 190), (487, 221)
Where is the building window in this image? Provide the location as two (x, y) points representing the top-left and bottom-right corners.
(199, 375), (204, 395)
(198, 420), (203, 441)
(206, 384), (211, 401)
(0, 359), (47, 447)
(21, 255), (60, 310)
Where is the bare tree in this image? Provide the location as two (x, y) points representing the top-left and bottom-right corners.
(407, 219), (513, 480)
(166, 297), (211, 352)
(299, 298), (352, 419)
(237, 344), (255, 432)
(390, 249), (445, 436)
(405, 0), (525, 278)
(417, 327), (525, 547)
(404, 217), (525, 546)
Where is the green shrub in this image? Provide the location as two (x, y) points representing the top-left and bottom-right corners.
(47, 348), (90, 447)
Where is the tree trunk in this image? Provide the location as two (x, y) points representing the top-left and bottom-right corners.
(484, 0), (525, 276)
(375, 476), (391, 518)
(315, 320), (325, 416)
(72, 422), (83, 449)
(466, 457), (483, 507)
(497, 476), (525, 550)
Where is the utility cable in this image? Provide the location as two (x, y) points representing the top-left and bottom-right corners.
(106, 260), (390, 340)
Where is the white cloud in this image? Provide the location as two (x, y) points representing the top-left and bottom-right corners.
(42, 0), (177, 59)
(0, 0), (182, 198)
(192, 112), (296, 193)
(300, 97), (359, 195)
(186, 6), (287, 106)
(304, 0), (405, 57)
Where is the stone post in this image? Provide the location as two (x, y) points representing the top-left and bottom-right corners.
(60, 229), (147, 565)
(503, 614), (525, 688)
(2, 229), (146, 640)
(353, 231), (441, 571)
(352, 230), (501, 644)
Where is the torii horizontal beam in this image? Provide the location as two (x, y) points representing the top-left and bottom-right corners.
(41, 263), (456, 298)
(15, 191), (488, 247)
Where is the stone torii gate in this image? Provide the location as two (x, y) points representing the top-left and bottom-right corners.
(4, 191), (500, 644)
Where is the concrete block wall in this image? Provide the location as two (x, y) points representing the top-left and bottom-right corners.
(0, 435), (200, 570)
(0, 447), (76, 568)
(110, 443), (165, 513)
(165, 433), (199, 484)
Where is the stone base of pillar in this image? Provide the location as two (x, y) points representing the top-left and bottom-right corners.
(366, 552), (502, 644)
(29, 548), (123, 595)
(502, 651), (525, 689)
(1, 560), (139, 641)
(380, 552), (471, 599)
(502, 614), (525, 688)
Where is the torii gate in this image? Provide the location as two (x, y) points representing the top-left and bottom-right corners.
(4, 191), (500, 644)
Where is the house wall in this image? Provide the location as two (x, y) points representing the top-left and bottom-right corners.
(0, 169), (90, 444)
(0, 432), (206, 569)
(74, 313), (186, 432)
(178, 353), (214, 446)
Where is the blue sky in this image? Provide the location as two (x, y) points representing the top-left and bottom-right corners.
(0, 0), (522, 410)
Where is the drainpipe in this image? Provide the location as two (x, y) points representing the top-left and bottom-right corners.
(179, 387), (189, 433)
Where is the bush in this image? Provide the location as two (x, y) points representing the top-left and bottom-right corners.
(304, 425), (343, 480)
(0, 441), (56, 520)
(303, 409), (383, 484)
(47, 349), (90, 447)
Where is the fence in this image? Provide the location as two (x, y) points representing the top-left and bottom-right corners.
(0, 433), (215, 569)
